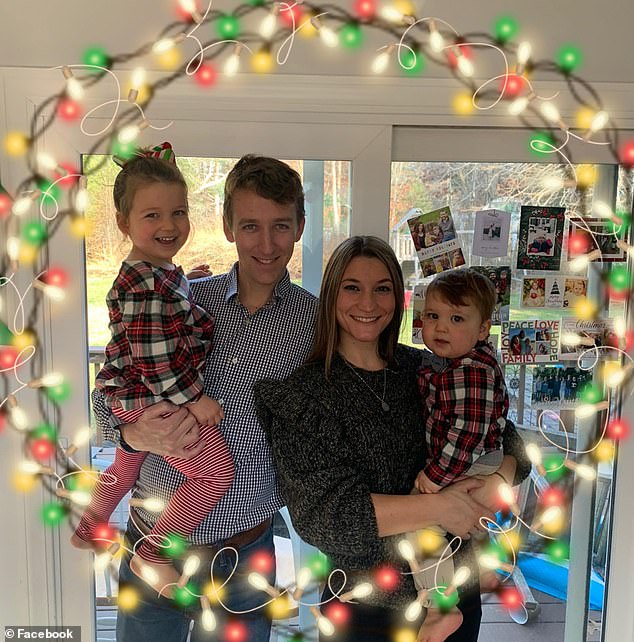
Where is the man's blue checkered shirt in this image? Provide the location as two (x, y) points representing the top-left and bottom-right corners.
(93, 263), (318, 544)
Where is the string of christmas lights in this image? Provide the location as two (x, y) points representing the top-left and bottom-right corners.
(1, 1), (633, 639)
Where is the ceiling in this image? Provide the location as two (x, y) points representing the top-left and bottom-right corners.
(1, 0), (633, 83)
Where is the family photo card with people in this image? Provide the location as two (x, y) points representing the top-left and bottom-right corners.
(566, 217), (627, 263)
(471, 265), (511, 324)
(530, 365), (594, 408)
(559, 318), (617, 361)
(520, 276), (589, 309)
(501, 320), (561, 364)
(406, 206), (466, 275)
(516, 205), (566, 271)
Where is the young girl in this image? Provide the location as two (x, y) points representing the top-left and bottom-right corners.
(71, 143), (235, 597)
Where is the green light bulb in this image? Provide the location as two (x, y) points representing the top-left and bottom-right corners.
(21, 221), (48, 247)
(45, 382), (72, 403)
(400, 48), (426, 76)
(339, 23), (364, 49)
(579, 383), (603, 404)
(609, 266), (631, 291)
(216, 14), (241, 39)
(494, 16), (519, 43)
(42, 502), (67, 526)
(163, 533), (188, 559)
(173, 583), (198, 608)
(557, 44), (583, 73)
(82, 46), (109, 70)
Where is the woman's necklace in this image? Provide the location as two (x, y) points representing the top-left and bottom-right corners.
(342, 357), (390, 412)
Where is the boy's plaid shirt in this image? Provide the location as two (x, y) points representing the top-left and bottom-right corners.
(95, 260), (214, 410)
(417, 341), (509, 486)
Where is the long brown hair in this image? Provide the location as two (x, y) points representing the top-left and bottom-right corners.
(308, 236), (405, 375)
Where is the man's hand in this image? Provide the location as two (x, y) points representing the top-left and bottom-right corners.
(434, 478), (495, 539)
(120, 401), (204, 459)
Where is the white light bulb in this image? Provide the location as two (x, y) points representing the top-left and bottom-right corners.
(118, 124), (141, 144)
(319, 25), (339, 48)
(371, 45), (394, 74)
(574, 463), (597, 481)
(224, 45), (242, 77)
(508, 96), (529, 116)
(542, 175), (565, 191)
(588, 110), (609, 134)
(405, 599), (423, 621)
(140, 563), (160, 586)
(260, 12), (277, 39)
(540, 101), (561, 124)
(248, 572), (269, 591)
(316, 614), (335, 637)
(452, 566), (471, 587)
(37, 152), (58, 172)
(295, 567), (312, 590)
(94, 552), (112, 573)
(350, 582), (373, 599)
(398, 539), (416, 561)
(525, 443), (543, 466)
(142, 497), (165, 512)
(429, 21), (444, 53)
(7, 237), (21, 262)
(457, 55), (474, 78)
(62, 67), (84, 100)
(569, 249), (602, 272)
(18, 460), (42, 475)
(478, 554), (501, 570)
(201, 606), (216, 631)
(517, 41), (532, 67)
(183, 555), (201, 577)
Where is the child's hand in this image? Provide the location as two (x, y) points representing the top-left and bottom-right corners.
(415, 470), (442, 494)
(188, 395), (224, 426)
(186, 264), (213, 280)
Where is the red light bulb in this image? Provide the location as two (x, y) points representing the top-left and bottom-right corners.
(93, 523), (116, 546)
(500, 587), (523, 609)
(0, 347), (19, 369)
(0, 192), (12, 219)
(43, 267), (69, 288)
(57, 99), (82, 121)
(619, 139), (634, 167)
(54, 163), (80, 189)
(541, 485), (565, 507)
(195, 63), (218, 87)
(568, 232), (590, 255)
(354, 0), (377, 20)
(446, 43), (473, 69)
(30, 438), (56, 462)
(279, 4), (302, 28)
(501, 74), (525, 99)
(324, 601), (350, 625)
(373, 564), (400, 591)
(223, 621), (247, 642)
(607, 418), (630, 441)
(250, 549), (274, 574)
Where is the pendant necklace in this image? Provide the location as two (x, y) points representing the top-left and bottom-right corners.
(342, 357), (390, 412)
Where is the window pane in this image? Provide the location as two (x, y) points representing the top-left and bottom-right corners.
(390, 160), (619, 641)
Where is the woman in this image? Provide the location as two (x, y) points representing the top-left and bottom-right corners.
(412, 222), (426, 251)
(254, 237), (529, 642)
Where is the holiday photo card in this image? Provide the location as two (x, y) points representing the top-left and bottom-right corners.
(472, 209), (511, 258)
(530, 365), (593, 408)
(520, 276), (588, 309)
(407, 206), (466, 276)
(501, 320), (560, 364)
(516, 205), (566, 271)
(472, 266), (511, 324)
(559, 318), (617, 361)
(566, 217), (626, 263)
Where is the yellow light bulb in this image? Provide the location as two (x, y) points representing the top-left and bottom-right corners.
(268, 594), (293, 619)
(594, 439), (615, 463)
(602, 361), (622, 386)
(299, 15), (318, 38)
(574, 297), (598, 320)
(251, 49), (274, 74)
(203, 582), (226, 604)
(393, 628), (417, 642)
(156, 47), (183, 70)
(394, 0), (415, 16)
(12, 331), (36, 350)
(575, 107), (595, 130)
(576, 164), (596, 188)
(12, 470), (38, 493)
(125, 82), (151, 105)
(70, 216), (91, 238)
(500, 530), (522, 555)
(417, 528), (445, 554)
(117, 587), (140, 611)
(19, 244), (38, 265)
(4, 131), (29, 156)
(452, 91), (474, 116)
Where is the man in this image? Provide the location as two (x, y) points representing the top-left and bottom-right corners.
(93, 155), (318, 642)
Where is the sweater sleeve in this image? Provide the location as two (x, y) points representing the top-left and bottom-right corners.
(254, 377), (385, 567)
(502, 420), (531, 486)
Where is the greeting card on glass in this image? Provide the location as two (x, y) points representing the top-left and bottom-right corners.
(516, 205), (566, 271)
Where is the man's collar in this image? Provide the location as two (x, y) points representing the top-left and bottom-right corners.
(224, 262), (293, 304)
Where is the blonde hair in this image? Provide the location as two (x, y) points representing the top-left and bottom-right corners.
(308, 236), (405, 375)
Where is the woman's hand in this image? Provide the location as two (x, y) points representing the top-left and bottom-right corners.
(468, 456), (518, 513)
(435, 478), (495, 539)
(120, 401), (204, 458)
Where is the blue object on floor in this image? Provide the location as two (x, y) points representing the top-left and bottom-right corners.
(517, 552), (605, 610)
